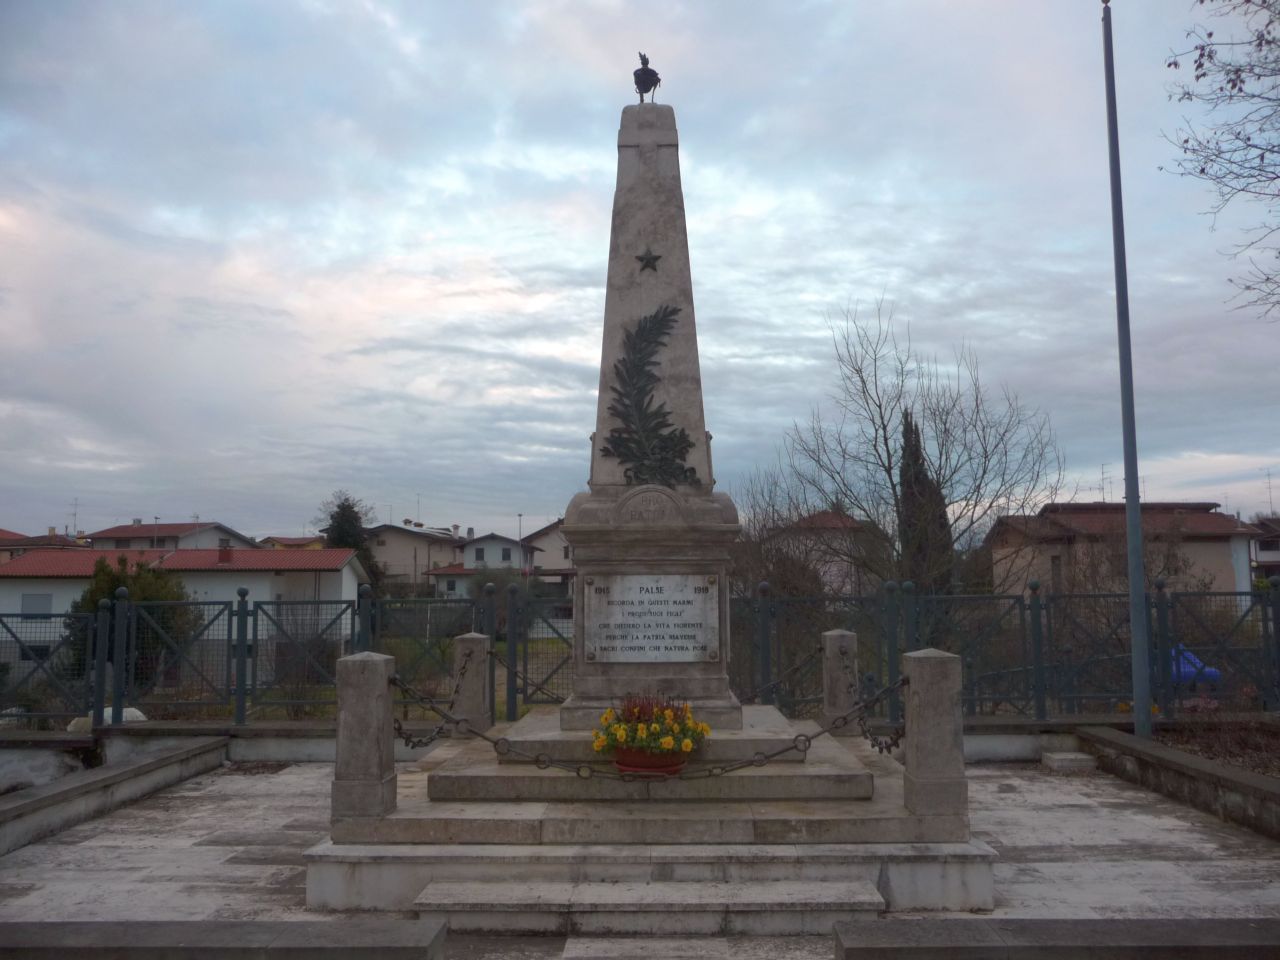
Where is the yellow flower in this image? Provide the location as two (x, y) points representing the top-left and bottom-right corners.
(701, 722), (711, 736)
(616, 727), (627, 743)
(681, 738), (693, 753)
(660, 736), (675, 750)
(650, 722), (660, 734)
(593, 736), (606, 752)
(672, 723), (681, 734)
(635, 724), (647, 740)
(601, 709), (614, 725)
(664, 709), (674, 723)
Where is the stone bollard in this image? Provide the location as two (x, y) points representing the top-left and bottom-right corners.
(451, 632), (492, 734)
(822, 629), (859, 735)
(902, 648), (967, 817)
(332, 652), (396, 820)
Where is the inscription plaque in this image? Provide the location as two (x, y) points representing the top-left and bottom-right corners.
(584, 573), (719, 662)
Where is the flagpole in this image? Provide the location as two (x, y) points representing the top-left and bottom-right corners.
(1102, 0), (1153, 737)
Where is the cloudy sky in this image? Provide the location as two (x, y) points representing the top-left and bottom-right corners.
(1, 0), (1276, 541)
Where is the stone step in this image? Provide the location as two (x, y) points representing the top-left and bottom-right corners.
(834, 918), (1280, 959)
(332, 797), (969, 846)
(0, 919), (446, 958)
(499, 704), (807, 764)
(412, 878), (884, 935)
(425, 734), (871, 803)
(305, 840), (996, 913)
(562, 937), (731, 959)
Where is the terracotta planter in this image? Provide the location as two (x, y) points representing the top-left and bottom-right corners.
(612, 747), (686, 775)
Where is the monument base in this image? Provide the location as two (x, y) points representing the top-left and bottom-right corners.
(559, 693), (743, 731)
(509, 704), (800, 762)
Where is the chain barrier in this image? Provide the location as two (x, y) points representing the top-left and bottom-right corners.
(488, 649), (567, 704)
(387, 655), (907, 781)
(837, 641), (905, 754)
(738, 644), (822, 705)
(390, 648), (474, 750)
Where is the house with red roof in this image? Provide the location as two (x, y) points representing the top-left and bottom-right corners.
(986, 502), (1258, 594)
(0, 527), (90, 564)
(85, 520), (258, 551)
(0, 547), (368, 616)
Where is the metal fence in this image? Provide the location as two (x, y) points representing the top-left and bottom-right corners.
(2, 580), (1276, 729)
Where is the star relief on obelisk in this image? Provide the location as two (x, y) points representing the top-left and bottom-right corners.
(635, 247), (661, 272)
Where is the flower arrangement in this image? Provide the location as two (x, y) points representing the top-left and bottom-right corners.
(592, 694), (710, 761)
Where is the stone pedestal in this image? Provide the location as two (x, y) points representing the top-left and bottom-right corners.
(451, 633), (492, 734)
(901, 648), (968, 818)
(332, 652), (396, 819)
(822, 629), (859, 735)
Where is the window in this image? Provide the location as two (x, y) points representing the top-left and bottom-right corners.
(218, 538), (232, 549)
(377, 538), (387, 546)
(446, 579), (457, 592)
(115, 539), (133, 549)
(19, 593), (51, 624)
(563, 546), (571, 560)
(1261, 539), (1280, 552)
(475, 547), (485, 562)
(502, 547), (512, 562)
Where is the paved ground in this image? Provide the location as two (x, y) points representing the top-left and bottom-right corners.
(0, 758), (1277, 958)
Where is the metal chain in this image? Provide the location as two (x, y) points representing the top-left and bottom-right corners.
(837, 642), (905, 754)
(738, 644), (822, 705)
(487, 649), (567, 704)
(389, 648), (474, 750)
(387, 662), (907, 782)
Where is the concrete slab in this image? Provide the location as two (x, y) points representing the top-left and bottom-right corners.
(1042, 751), (1098, 774)
(0, 752), (1278, 957)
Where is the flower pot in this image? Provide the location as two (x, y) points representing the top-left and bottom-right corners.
(612, 747), (686, 775)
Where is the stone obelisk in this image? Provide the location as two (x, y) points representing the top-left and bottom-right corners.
(560, 81), (742, 730)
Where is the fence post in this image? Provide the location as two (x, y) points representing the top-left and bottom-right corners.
(1028, 581), (1047, 721)
(355, 584), (373, 653)
(754, 581), (772, 705)
(1061, 645), (1076, 716)
(234, 587), (249, 726)
(1154, 579), (1174, 719)
(901, 580), (918, 652)
(1269, 577), (1280, 711)
(92, 599), (110, 727)
(481, 583), (497, 639)
(504, 584), (520, 722)
(884, 581), (901, 723)
(110, 587), (129, 724)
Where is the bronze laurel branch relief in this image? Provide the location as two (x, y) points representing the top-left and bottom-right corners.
(600, 304), (701, 488)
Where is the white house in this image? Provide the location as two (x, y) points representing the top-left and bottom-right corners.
(521, 518), (575, 597)
(425, 533), (530, 599)
(85, 520), (259, 551)
(363, 522), (463, 589)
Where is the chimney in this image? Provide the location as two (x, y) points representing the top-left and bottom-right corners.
(452, 524), (459, 537)
(466, 526), (474, 539)
(132, 518), (143, 526)
(218, 545), (232, 564)
(47, 526), (56, 537)
(413, 522), (423, 528)
(403, 518), (413, 526)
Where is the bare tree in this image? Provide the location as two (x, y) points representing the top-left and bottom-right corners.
(783, 302), (1065, 594)
(1167, 0), (1280, 316)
